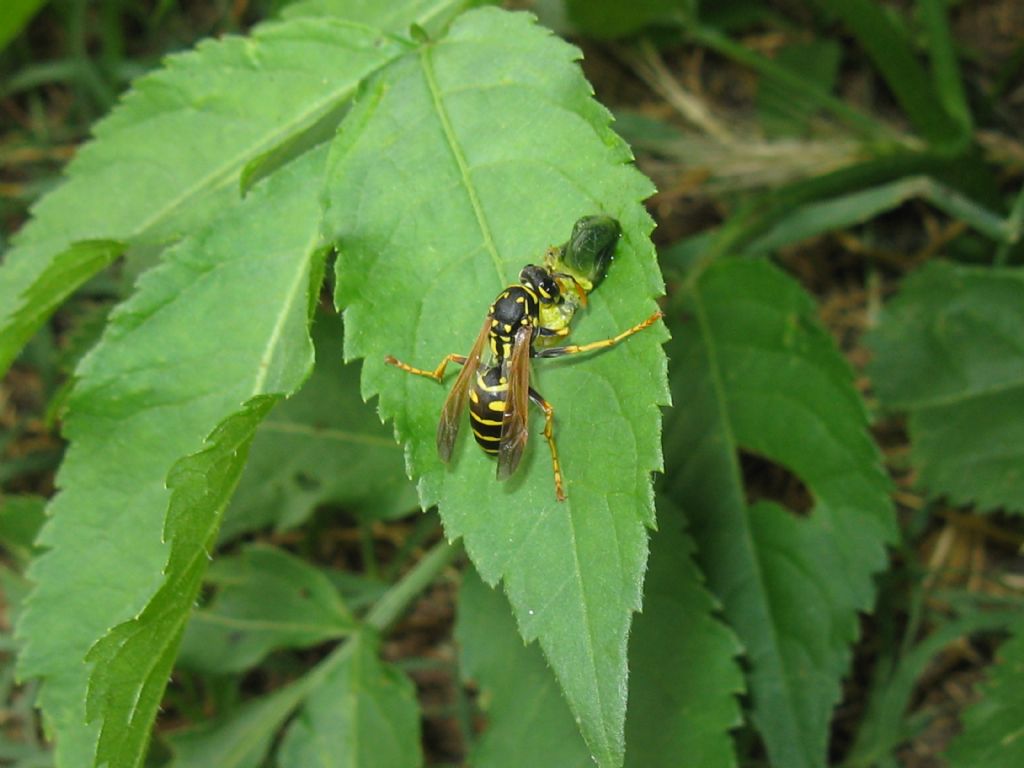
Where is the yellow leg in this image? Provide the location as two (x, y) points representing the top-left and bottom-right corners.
(384, 353), (466, 382)
(534, 310), (662, 359)
(529, 388), (566, 502)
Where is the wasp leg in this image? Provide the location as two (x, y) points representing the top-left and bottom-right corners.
(528, 387), (567, 502)
(533, 310), (662, 359)
(384, 354), (467, 382)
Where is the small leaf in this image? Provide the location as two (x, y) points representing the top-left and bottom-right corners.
(284, 0), (474, 31)
(221, 312), (417, 542)
(867, 262), (1024, 513)
(178, 544), (355, 674)
(624, 500), (743, 768)
(277, 632), (422, 768)
(946, 626), (1024, 768)
(325, 9), (668, 765)
(0, 239), (122, 376)
(663, 258), (895, 768)
(15, 146), (328, 767)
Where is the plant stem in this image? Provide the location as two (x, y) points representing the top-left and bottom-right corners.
(366, 537), (463, 633)
(995, 182), (1024, 265)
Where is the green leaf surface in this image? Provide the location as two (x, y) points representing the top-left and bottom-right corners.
(221, 312), (417, 542)
(277, 632), (422, 768)
(0, 239), (122, 377)
(178, 544), (354, 674)
(457, 568), (592, 768)
(284, 0), (482, 28)
(663, 259), (895, 768)
(458, 506), (743, 768)
(0, 0), (47, 53)
(0, 1), (471, 379)
(624, 502), (743, 768)
(15, 146), (328, 767)
(324, 9), (668, 765)
(867, 262), (1024, 513)
(85, 396), (277, 768)
(946, 625), (1024, 768)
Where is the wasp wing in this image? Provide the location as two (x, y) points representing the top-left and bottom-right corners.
(497, 324), (533, 480)
(436, 317), (490, 463)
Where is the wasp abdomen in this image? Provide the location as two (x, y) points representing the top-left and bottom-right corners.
(468, 366), (507, 455)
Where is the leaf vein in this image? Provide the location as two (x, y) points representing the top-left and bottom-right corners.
(418, 43), (505, 285)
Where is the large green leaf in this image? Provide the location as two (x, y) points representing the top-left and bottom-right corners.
(277, 632), (422, 768)
(663, 258), (895, 768)
(220, 311), (416, 542)
(15, 145), (327, 767)
(867, 262), (1024, 513)
(945, 625), (1024, 768)
(0, 1), (471, 379)
(85, 396), (279, 768)
(324, 9), (668, 765)
(177, 544), (355, 674)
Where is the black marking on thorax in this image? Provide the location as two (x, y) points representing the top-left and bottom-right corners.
(488, 285), (539, 362)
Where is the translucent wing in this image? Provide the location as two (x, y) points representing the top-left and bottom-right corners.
(437, 317), (490, 462)
(497, 324), (533, 480)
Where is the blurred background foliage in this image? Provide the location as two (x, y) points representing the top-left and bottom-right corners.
(2, 0), (1023, 766)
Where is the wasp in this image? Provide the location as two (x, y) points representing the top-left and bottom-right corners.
(386, 233), (660, 501)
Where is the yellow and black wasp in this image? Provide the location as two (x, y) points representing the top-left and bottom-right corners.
(385, 220), (660, 501)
